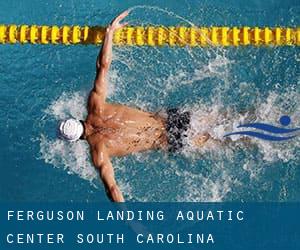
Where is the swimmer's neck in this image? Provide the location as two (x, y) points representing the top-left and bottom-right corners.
(81, 121), (99, 139)
(81, 121), (117, 139)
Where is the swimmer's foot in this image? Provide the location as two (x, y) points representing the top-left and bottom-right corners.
(193, 133), (210, 147)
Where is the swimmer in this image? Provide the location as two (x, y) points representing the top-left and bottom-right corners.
(58, 11), (210, 202)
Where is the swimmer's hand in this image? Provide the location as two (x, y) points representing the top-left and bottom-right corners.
(107, 10), (129, 33)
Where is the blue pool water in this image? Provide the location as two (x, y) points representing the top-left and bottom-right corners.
(0, 0), (299, 202)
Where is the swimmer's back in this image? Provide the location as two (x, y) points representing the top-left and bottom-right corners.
(86, 102), (168, 156)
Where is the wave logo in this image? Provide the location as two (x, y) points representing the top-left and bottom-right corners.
(224, 116), (300, 141)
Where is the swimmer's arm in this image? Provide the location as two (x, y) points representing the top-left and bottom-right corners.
(94, 11), (129, 99)
(92, 144), (125, 202)
(93, 30), (112, 99)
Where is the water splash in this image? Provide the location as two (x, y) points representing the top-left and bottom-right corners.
(39, 134), (98, 185)
(37, 6), (299, 202)
(39, 88), (300, 201)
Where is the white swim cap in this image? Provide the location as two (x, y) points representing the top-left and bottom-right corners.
(58, 118), (84, 142)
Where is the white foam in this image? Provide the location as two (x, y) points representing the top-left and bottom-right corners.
(39, 92), (98, 185)
(253, 90), (300, 162)
(180, 89), (300, 163)
(39, 134), (97, 184)
(45, 92), (87, 120)
(37, 6), (299, 202)
(176, 165), (233, 202)
(38, 72), (300, 203)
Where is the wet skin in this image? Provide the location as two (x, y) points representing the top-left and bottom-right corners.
(85, 96), (168, 157)
(80, 11), (163, 203)
(80, 11), (209, 203)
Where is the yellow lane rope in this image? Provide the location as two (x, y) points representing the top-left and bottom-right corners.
(0, 25), (299, 46)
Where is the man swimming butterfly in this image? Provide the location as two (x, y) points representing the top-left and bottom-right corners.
(58, 11), (210, 202)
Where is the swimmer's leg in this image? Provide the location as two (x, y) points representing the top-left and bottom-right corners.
(192, 132), (211, 147)
(189, 114), (217, 147)
(192, 133), (254, 148)
(190, 107), (258, 148)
